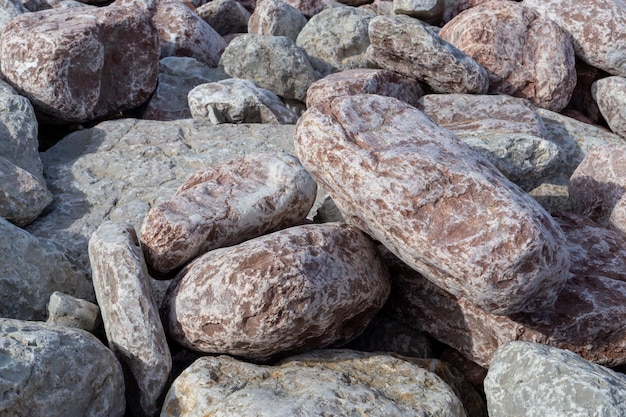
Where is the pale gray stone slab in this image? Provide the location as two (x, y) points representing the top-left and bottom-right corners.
(46, 291), (101, 332)
(0, 318), (125, 417)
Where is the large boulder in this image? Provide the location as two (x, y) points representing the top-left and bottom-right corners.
(161, 223), (390, 361)
(247, 0), (307, 42)
(294, 93), (570, 315)
(0, 5), (159, 123)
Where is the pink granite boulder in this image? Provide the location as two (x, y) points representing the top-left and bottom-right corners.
(295, 94), (570, 316)
(0, 5), (159, 123)
(140, 152), (317, 275)
(306, 69), (423, 109)
(592, 76), (626, 139)
(439, 1), (576, 112)
(160, 222), (391, 361)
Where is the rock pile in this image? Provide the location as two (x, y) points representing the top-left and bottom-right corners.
(2, 0), (626, 416)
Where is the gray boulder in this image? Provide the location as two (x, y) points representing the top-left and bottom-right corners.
(247, 0), (307, 42)
(0, 318), (125, 417)
(592, 76), (626, 138)
(45, 291), (101, 332)
(196, 0), (251, 36)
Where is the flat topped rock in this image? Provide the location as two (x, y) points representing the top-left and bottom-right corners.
(295, 93), (570, 315)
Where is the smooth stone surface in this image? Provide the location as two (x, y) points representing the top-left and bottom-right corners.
(0, 318), (125, 417)
(46, 291), (101, 332)
(140, 151), (316, 274)
(89, 221), (171, 417)
(592, 76), (626, 138)
(247, 0), (307, 42)
(0, 217), (94, 321)
(196, 0), (250, 36)
(485, 341), (626, 417)
(161, 223), (390, 360)
(26, 119), (297, 271)
(220, 34), (319, 101)
(188, 78), (298, 124)
(161, 350), (466, 416)
(393, 0), (443, 24)
(295, 93), (570, 315)
(0, 5), (159, 123)
(367, 15), (489, 94)
(439, 1), (576, 111)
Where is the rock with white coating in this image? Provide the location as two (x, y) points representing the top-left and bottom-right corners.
(188, 78), (298, 124)
(140, 151), (316, 274)
(46, 291), (101, 332)
(295, 93), (570, 315)
(485, 341), (626, 417)
(0, 318), (126, 417)
(161, 223), (390, 361)
(161, 350), (466, 417)
(89, 221), (171, 417)
(592, 76), (626, 138)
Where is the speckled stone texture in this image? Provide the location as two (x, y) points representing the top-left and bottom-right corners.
(188, 78), (298, 124)
(384, 212), (626, 368)
(89, 221), (171, 417)
(161, 350), (466, 417)
(220, 34), (319, 102)
(295, 93), (570, 315)
(140, 151), (316, 274)
(0, 318), (126, 417)
(439, 1), (576, 111)
(0, 5), (159, 123)
(295, 7), (375, 76)
(569, 144), (626, 237)
(485, 342), (626, 417)
(367, 15), (489, 94)
(592, 76), (626, 138)
(306, 69), (423, 109)
(524, 0), (626, 78)
(46, 291), (101, 332)
(257, 0), (323, 18)
(161, 223), (391, 361)
(247, 0), (307, 42)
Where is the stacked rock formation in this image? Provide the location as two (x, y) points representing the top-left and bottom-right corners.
(3, 0), (626, 416)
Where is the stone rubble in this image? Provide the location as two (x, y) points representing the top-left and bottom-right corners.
(3, 0), (626, 416)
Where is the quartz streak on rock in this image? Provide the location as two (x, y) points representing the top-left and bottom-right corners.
(439, 1), (576, 111)
(160, 223), (390, 361)
(89, 221), (171, 417)
(140, 152), (316, 274)
(161, 350), (465, 417)
(295, 94), (570, 315)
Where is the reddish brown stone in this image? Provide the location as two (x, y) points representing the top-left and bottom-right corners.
(306, 69), (423, 109)
(569, 144), (626, 237)
(160, 223), (391, 361)
(439, 1), (576, 112)
(0, 5), (159, 123)
(140, 152), (316, 274)
(384, 212), (626, 368)
(294, 93), (570, 315)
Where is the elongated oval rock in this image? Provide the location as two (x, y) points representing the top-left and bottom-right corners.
(140, 151), (316, 275)
(160, 223), (391, 361)
(294, 94), (570, 315)
(89, 221), (171, 417)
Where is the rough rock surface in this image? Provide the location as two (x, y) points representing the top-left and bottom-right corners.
(440, 1), (576, 112)
(161, 223), (391, 360)
(141, 151), (316, 274)
(0, 217), (93, 321)
(220, 34), (319, 101)
(258, 0), (323, 18)
(295, 7), (375, 76)
(46, 291), (101, 332)
(592, 76), (626, 138)
(393, 0), (443, 24)
(485, 342), (626, 417)
(0, 0), (27, 33)
(295, 93), (570, 315)
(89, 221), (171, 417)
(161, 350), (466, 417)
(117, 0), (227, 68)
(306, 68), (423, 108)
(143, 57), (230, 120)
(367, 15), (489, 94)
(0, 318), (125, 417)
(384, 212), (626, 368)
(247, 0), (307, 42)
(524, 0), (626, 78)
(0, 5), (159, 123)
(196, 0), (250, 36)
(188, 78), (298, 124)
(26, 119), (298, 271)
(569, 144), (626, 237)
